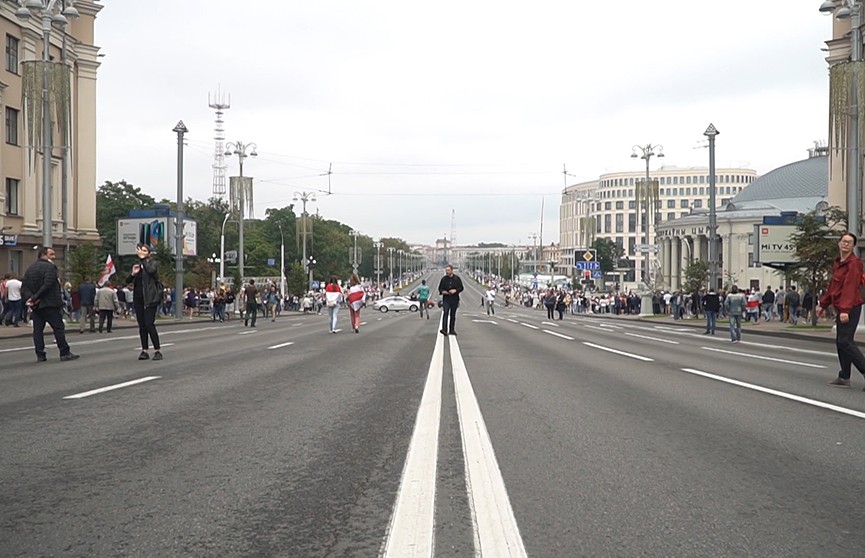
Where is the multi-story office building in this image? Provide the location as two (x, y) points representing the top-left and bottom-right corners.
(0, 1), (102, 276)
(560, 166), (758, 284)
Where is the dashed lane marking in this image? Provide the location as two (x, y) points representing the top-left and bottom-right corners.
(63, 376), (161, 400)
(701, 346), (826, 369)
(624, 332), (680, 345)
(520, 323), (539, 330)
(682, 368), (865, 420)
(583, 342), (654, 362)
(268, 342), (295, 350)
(543, 329), (574, 341)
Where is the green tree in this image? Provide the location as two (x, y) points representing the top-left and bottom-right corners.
(95, 180), (156, 264)
(592, 238), (622, 274)
(683, 259), (710, 294)
(67, 243), (101, 289)
(788, 206), (846, 325)
(286, 260), (307, 296)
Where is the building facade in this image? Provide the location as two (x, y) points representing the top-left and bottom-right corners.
(560, 166), (758, 284)
(0, 0), (101, 276)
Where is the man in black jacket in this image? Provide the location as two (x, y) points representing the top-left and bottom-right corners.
(21, 247), (79, 362)
(437, 265), (464, 336)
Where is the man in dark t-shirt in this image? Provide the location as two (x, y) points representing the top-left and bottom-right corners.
(243, 279), (259, 327)
(437, 265), (464, 336)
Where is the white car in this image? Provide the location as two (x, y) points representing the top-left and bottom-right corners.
(373, 296), (420, 313)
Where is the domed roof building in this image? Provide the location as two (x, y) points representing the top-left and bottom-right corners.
(655, 148), (828, 292)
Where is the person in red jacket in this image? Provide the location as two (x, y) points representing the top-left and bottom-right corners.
(819, 232), (865, 388)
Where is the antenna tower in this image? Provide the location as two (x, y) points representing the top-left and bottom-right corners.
(450, 209), (456, 247)
(209, 88), (231, 197)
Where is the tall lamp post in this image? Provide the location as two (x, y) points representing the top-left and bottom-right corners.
(294, 191), (316, 290)
(277, 222), (285, 298)
(631, 143), (664, 316)
(350, 229), (361, 275)
(15, 0), (79, 248)
(172, 121), (188, 320)
(821, 0), (863, 250)
(387, 247), (396, 292)
(207, 253), (221, 289)
(219, 212), (230, 285)
(704, 124), (720, 289)
(373, 241), (383, 287)
(398, 249), (404, 288)
(225, 140), (257, 281)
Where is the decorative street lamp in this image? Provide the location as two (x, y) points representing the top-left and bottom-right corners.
(349, 229), (361, 274)
(15, 0), (79, 248)
(225, 140), (257, 281)
(631, 143), (664, 316)
(704, 124), (720, 289)
(373, 241), (383, 287)
(294, 191), (316, 290)
(387, 246), (396, 293)
(207, 252), (221, 289)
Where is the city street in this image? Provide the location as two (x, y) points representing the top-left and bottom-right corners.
(2, 277), (865, 557)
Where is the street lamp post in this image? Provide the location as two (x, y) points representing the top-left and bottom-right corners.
(225, 140), (257, 281)
(172, 121), (188, 320)
(821, 0), (863, 249)
(397, 249), (404, 288)
(207, 253), (221, 289)
(704, 124), (720, 290)
(15, 0), (79, 247)
(219, 212), (230, 285)
(350, 229), (360, 275)
(373, 241), (383, 287)
(387, 247), (396, 292)
(293, 191), (316, 291)
(631, 143), (664, 315)
(277, 222), (285, 298)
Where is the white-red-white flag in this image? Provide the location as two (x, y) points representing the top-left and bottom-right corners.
(97, 255), (116, 286)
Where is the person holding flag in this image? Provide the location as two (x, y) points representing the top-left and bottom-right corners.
(346, 273), (366, 333)
(97, 255), (116, 287)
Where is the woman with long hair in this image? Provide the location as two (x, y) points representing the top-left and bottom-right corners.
(126, 243), (163, 360)
(324, 276), (342, 333)
(346, 273), (366, 333)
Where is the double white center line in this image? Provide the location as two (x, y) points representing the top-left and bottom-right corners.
(384, 335), (527, 557)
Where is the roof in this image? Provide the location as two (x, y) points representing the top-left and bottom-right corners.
(731, 155), (827, 206)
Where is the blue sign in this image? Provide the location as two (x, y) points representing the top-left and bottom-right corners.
(0, 234), (18, 247)
(592, 270), (604, 279)
(267, 258), (276, 266)
(576, 261), (600, 271)
(311, 280), (320, 290)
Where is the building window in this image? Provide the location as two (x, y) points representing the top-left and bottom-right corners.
(748, 252), (754, 268)
(667, 212), (676, 221)
(615, 213), (624, 233)
(699, 175), (705, 184)
(673, 176), (679, 185)
(5, 107), (18, 145)
(699, 187), (705, 195)
(748, 233), (754, 245)
(6, 178), (19, 215)
(628, 200), (636, 209)
(686, 187), (691, 195)
(693, 199), (703, 208)
(604, 214), (611, 233)
(5, 35), (18, 73)
(666, 199), (674, 208)
(680, 199), (689, 208)
(615, 201), (624, 210)
(686, 176), (692, 184)
(628, 213), (636, 232)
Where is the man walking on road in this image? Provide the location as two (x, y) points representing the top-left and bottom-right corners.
(416, 279), (430, 319)
(21, 247), (79, 362)
(438, 265), (463, 336)
(819, 232), (865, 388)
(77, 276), (96, 333)
(3, 273), (22, 327)
(724, 285), (746, 343)
(243, 279), (259, 327)
(702, 286), (721, 335)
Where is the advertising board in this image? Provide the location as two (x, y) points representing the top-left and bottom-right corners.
(117, 217), (198, 256)
(754, 224), (797, 264)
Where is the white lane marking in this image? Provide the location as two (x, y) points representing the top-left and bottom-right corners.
(383, 332), (444, 557)
(360, 321), (367, 326)
(268, 342), (294, 350)
(449, 337), (528, 556)
(238, 330), (257, 335)
(63, 376), (161, 400)
(507, 319), (519, 323)
(520, 323), (539, 330)
(541, 321), (559, 327)
(130, 343), (175, 351)
(473, 319), (498, 325)
(682, 368), (865, 420)
(292, 323), (303, 327)
(701, 346), (826, 369)
(624, 332), (680, 345)
(653, 326), (692, 332)
(584, 324), (611, 332)
(735, 340), (836, 357)
(583, 342), (654, 362)
(599, 323), (623, 329)
(543, 329), (574, 341)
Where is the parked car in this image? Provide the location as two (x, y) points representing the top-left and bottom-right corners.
(373, 296), (420, 313)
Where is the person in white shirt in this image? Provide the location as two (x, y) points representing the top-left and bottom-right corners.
(485, 288), (496, 316)
(4, 274), (23, 326)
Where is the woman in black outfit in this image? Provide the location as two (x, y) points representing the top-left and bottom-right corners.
(126, 244), (163, 360)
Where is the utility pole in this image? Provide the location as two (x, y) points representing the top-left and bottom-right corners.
(172, 121), (188, 320)
(225, 140), (257, 281)
(704, 124), (720, 290)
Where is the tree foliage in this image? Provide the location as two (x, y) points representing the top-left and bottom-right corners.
(67, 243), (101, 289)
(683, 259), (710, 294)
(96, 180), (156, 264)
(788, 206), (846, 325)
(592, 238), (623, 274)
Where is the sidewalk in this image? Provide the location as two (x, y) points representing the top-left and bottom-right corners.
(583, 311), (855, 345)
(0, 312), (303, 341)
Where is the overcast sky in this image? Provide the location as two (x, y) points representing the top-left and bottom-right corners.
(95, 1), (829, 247)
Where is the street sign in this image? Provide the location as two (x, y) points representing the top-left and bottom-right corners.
(574, 249), (597, 264)
(267, 258), (276, 266)
(0, 234), (17, 246)
(224, 250), (238, 263)
(636, 244), (659, 253)
(575, 261), (600, 271)
(592, 270), (604, 279)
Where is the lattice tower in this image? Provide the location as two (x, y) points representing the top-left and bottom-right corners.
(209, 89), (231, 197)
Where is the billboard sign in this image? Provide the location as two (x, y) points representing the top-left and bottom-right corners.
(117, 217), (198, 256)
(755, 224), (797, 264)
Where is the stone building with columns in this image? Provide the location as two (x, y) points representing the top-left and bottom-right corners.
(0, 0), (102, 276)
(656, 148), (828, 293)
(560, 166), (757, 284)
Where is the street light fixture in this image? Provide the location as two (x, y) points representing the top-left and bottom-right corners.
(630, 144), (664, 288)
(277, 222), (285, 298)
(373, 241), (383, 287)
(225, 140), (257, 281)
(294, 191), (316, 290)
(349, 229), (361, 274)
(207, 252), (221, 289)
(704, 124), (720, 290)
(387, 246), (396, 292)
(821, 0), (863, 250)
(16, 0), (79, 248)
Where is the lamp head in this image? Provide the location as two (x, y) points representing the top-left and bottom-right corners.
(15, 6), (32, 19)
(250, 151), (258, 157)
(837, 5), (852, 18)
(61, 5), (80, 18)
(819, 0), (837, 13)
(657, 152), (665, 158)
(630, 152), (638, 158)
(24, 0), (42, 9)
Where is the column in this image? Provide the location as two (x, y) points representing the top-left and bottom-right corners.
(693, 234), (704, 262)
(662, 238), (672, 290)
(670, 238), (680, 291)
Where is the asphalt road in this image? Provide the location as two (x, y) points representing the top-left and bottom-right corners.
(2, 276), (865, 557)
